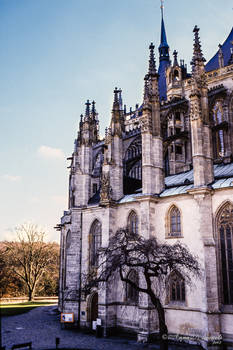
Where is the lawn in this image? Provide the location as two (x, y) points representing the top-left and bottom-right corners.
(0, 301), (57, 316)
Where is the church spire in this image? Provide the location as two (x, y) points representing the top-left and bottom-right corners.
(159, 0), (169, 62)
(158, 0), (170, 101)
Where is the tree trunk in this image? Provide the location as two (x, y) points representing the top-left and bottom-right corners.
(156, 300), (168, 350)
(28, 287), (35, 301)
(149, 293), (168, 350)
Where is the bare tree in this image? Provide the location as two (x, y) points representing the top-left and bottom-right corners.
(83, 228), (201, 348)
(3, 223), (59, 301)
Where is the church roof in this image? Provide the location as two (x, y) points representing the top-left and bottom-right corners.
(161, 162), (233, 196)
(118, 162), (233, 203)
(164, 162), (233, 187)
(205, 27), (233, 72)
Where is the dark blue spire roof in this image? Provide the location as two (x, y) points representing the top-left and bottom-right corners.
(159, 16), (169, 50)
(158, 60), (170, 101)
(205, 27), (233, 72)
(158, 7), (170, 101)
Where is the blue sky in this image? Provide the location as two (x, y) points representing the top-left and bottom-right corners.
(0, 0), (232, 242)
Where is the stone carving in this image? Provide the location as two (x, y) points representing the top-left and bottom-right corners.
(140, 114), (152, 133)
(190, 99), (202, 121)
(100, 173), (112, 202)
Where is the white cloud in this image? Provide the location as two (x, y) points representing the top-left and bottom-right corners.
(2, 174), (21, 182)
(37, 145), (65, 160)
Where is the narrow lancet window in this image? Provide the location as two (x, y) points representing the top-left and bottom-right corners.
(217, 203), (233, 305)
(126, 270), (139, 304)
(168, 206), (181, 237)
(89, 220), (102, 268)
(127, 211), (139, 235)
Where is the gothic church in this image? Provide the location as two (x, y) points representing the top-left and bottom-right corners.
(58, 7), (233, 348)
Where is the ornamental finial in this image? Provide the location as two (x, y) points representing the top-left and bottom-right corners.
(160, 0), (164, 17)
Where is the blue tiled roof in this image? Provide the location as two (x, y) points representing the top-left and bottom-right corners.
(205, 27), (233, 72)
(118, 162), (233, 202)
(165, 163), (233, 187)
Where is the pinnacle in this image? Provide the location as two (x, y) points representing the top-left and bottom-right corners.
(148, 43), (157, 75)
(143, 74), (150, 102)
(191, 25), (206, 66)
(113, 87), (120, 110)
(173, 50), (178, 66)
(85, 100), (91, 117)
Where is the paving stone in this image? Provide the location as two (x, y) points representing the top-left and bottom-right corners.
(2, 305), (201, 350)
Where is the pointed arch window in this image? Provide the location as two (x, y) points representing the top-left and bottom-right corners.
(127, 211), (139, 235)
(213, 101), (225, 158)
(169, 271), (185, 303)
(89, 220), (102, 268)
(64, 230), (71, 288)
(124, 137), (142, 180)
(126, 270), (139, 304)
(66, 230), (71, 249)
(168, 206), (181, 237)
(217, 203), (233, 305)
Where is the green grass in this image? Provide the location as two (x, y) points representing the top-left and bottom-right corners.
(0, 301), (57, 316)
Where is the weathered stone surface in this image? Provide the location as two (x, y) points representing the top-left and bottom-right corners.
(58, 21), (233, 348)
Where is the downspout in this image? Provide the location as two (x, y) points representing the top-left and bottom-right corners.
(77, 210), (83, 328)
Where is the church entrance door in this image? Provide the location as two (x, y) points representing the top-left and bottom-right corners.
(90, 292), (98, 323)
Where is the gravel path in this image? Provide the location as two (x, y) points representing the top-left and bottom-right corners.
(1, 305), (201, 350)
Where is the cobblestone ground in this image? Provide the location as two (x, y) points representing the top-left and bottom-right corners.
(1, 305), (202, 350)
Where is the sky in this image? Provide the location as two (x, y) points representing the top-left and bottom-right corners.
(0, 0), (232, 242)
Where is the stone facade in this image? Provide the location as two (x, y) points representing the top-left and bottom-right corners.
(58, 11), (233, 350)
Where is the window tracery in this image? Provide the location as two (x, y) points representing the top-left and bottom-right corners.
(124, 137), (142, 180)
(169, 271), (185, 302)
(167, 206), (181, 237)
(123, 136), (142, 194)
(89, 220), (102, 268)
(213, 101), (225, 158)
(126, 270), (139, 303)
(217, 202), (233, 305)
(127, 211), (139, 235)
